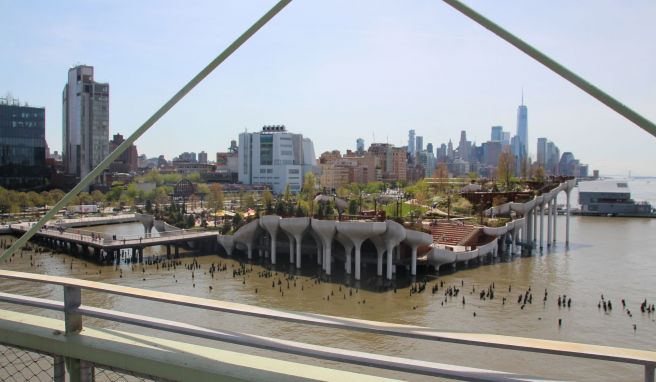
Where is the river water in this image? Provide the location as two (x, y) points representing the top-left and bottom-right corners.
(0, 179), (654, 381)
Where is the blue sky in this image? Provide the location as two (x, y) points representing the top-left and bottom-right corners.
(2, 1), (655, 176)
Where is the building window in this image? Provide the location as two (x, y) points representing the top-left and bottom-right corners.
(260, 135), (273, 165)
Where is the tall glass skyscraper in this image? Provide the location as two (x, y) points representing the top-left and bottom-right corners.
(62, 65), (109, 180)
(0, 98), (48, 189)
(491, 125), (503, 142)
(407, 129), (415, 157)
(516, 103), (528, 160)
(356, 138), (364, 153)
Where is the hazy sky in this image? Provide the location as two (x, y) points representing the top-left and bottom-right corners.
(2, 1), (655, 176)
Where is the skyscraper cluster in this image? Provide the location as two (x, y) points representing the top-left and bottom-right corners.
(399, 98), (588, 179)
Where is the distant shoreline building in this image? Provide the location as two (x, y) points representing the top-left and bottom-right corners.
(108, 133), (138, 174)
(62, 65), (109, 180)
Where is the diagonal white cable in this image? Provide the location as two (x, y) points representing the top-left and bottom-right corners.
(0, 0), (292, 262)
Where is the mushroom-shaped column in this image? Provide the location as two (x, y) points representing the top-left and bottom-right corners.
(136, 213), (155, 238)
(565, 179), (575, 245)
(217, 235), (234, 256)
(232, 219), (260, 259)
(283, 232), (295, 264)
(309, 230), (323, 266)
(311, 219), (337, 276)
(404, 229), (432, 276)
(552, 198), (557, 244)
(279, 217), (310, 269)
(370, 235), (387, 277)
(335, 232), (354, 274)
(547, 199), (553, 247)
(383, 221), (406, 280)
(259, 215), (281, 265)
(336, 221), (387, 281)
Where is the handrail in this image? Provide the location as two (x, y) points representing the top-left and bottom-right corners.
(8, 222), (216, 246)
(0, 293), (548, 382)
(0, 269), (653, 375)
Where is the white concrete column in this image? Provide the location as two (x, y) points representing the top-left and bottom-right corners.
(386, 244), (394, 280)
(288, 237), (295, 264)
(377, 252), (383, 277)
(539, 204), (545, 249)
(533, 207), (538, 242)
(324, 245), (332, 275)
(404, 229), (430, 276)
(552, 201), (557, 244)
(524, 212), (529, 243)
(345, 250), (352, 274)
(317, 245), (322, 265)
(393, 245), (400, 274)
(295, 239), (302, 268)
(247, 244), (253, 260)
(525, 210), (532, 244)
(270, 236), (277, 264)
(547, 200), (553, 247)
(566, 190), (571, 245)
(411, 246), (418, 276)
(355, 246), (361, 280)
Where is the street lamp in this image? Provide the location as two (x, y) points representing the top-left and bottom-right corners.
(447, 190), (452, 221)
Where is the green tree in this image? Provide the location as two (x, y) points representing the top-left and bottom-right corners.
(497, 149), (515, 189)
(262, 188), (274, 214)
(45, 189), (66, 206)
(26, 191), (44, 208)
(243, 193), (256, 210)
(207, 183), (224, 212)
(348, 199), (358, 215)
(76, 192), (94, 205)
(433, 163), (449, 191)
(91, 190), (104, 204)
(275, 199), (285, 216)
(364, 181), (384, 194)
(533, 166), (546, 182)
(302, 172), (317, 195)
(232, 212), (243, 228)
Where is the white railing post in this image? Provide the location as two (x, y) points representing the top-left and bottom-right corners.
(64, 286), (94, 382)
(646, 364), (655, 382)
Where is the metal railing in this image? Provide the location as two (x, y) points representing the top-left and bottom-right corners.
(0, 270), (653, 382)
(9, 223), (214, 247)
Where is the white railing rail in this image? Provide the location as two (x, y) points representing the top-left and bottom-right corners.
(0, 270), (653, 382)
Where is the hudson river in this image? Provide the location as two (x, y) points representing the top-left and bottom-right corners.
(1, 179), (654, 381)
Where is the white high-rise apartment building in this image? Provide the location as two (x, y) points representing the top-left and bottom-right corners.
(238, 125), (317, 194)
(62, 65), (109, 179)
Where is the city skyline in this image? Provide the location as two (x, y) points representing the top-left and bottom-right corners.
(2, 1), (655, 176)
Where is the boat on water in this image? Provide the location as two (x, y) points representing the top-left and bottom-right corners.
(575, 180), (656, 217)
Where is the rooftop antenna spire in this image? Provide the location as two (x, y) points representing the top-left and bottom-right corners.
(521, 87), (524, 105)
